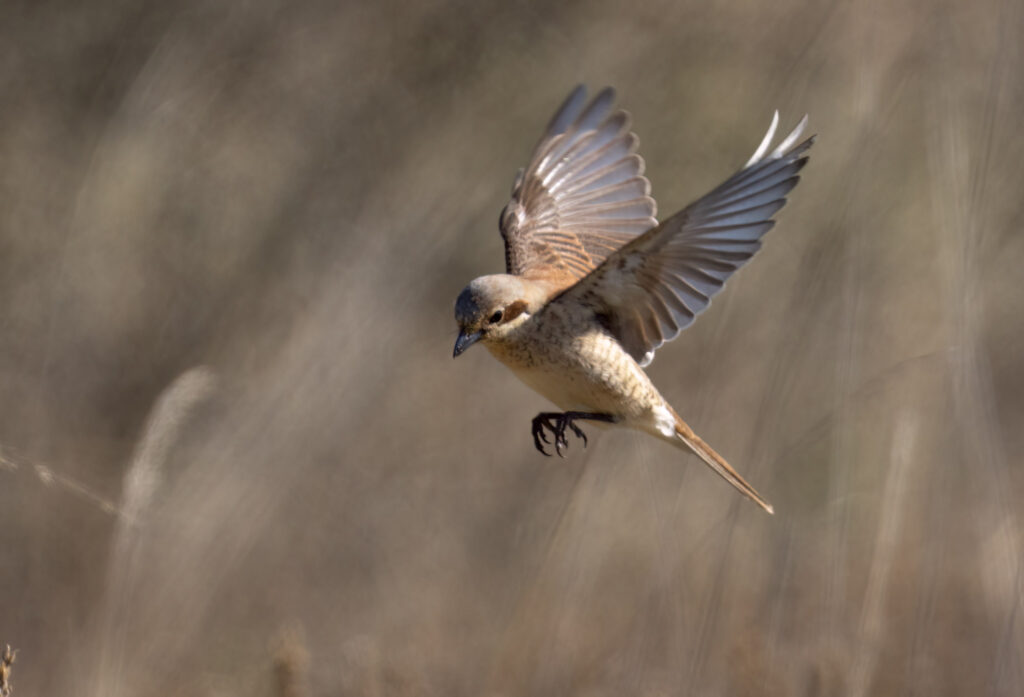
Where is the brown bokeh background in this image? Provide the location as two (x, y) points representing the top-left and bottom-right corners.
(2, 0), (1023, 695)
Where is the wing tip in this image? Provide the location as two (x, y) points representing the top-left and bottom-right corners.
(595, 85), (617, 103)
(546, 85), (590, 136)
(771, 113), (810, 158)
(744, 111), (780, 167)
(746, 112), (813, 168)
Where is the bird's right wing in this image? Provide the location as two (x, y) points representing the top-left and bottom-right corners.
(552, 114), (813, 366)
(499, 86), (658, 289)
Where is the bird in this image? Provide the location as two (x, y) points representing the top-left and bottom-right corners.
(452, 85), (813, 514)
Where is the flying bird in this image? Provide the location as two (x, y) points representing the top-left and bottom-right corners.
(453, 85), (813, 513)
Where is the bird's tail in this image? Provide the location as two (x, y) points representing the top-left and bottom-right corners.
(668, 408), (774, 514)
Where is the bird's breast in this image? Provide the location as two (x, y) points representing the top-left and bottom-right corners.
(484, 306), (662, 418)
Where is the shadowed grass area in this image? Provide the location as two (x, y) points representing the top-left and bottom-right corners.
(1, 0), (1022, 695)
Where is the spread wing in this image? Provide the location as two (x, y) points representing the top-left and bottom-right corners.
(500, 85), (658, 287)
(554, 113), (814, 366)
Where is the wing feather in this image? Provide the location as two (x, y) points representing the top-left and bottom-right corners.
(553, 115), (814, 366)
(500, 86), (657, 285)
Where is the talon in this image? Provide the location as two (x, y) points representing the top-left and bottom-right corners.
(529, 412), (614, 459)
(568, 421), (588, 447)
(555, 415), (574, 457)
(533, 432), (550, 456)
(531, 415), (554, 456)
(533, 433), (550, 456)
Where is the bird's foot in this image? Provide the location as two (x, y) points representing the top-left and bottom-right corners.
(530, 412), (616, 457)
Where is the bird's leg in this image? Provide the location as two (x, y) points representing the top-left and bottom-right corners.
(530, 412), (617, 457)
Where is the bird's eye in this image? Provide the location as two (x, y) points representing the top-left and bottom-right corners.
(489, 310), (503, 324)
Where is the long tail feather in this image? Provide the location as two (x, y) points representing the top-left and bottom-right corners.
(671, 410), (774, 514)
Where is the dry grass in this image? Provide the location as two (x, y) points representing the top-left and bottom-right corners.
(0, 645), (14, 697)
(1, 0), (1023, 695)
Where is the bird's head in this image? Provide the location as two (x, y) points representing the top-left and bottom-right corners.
(453, 274), (535, 357)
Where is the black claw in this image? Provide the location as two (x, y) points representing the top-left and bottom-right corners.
(567, 421), (588, 447)
(531, 414), (554, 456)
(533, 436), (550, 456)
(532, 429), (550, 456)
(555, 429), (567, 457)
(530, 412), (612, 458)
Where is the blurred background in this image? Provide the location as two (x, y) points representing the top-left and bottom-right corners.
(2, 0), (1023, 695)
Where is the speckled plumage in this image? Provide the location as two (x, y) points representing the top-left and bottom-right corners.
(453, 86), (814, 513)
(485, 300), (661, 422)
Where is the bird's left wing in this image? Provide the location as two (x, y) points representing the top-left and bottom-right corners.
(553, 113), (814, 366)
(500, 86), (658, 288)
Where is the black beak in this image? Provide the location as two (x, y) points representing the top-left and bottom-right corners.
(453, 329), (482, 357)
